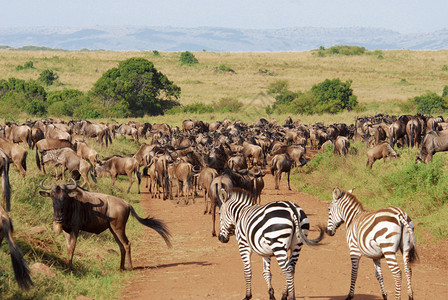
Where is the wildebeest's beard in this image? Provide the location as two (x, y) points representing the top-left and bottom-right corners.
(51, 193), (64, 223)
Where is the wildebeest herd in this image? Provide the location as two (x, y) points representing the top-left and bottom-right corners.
(1, 113), (440, 298)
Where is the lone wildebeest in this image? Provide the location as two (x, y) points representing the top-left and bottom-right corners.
(39, 179), (171, 270)
(366, 141), (399, 168)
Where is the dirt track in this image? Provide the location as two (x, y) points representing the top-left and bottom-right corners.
(121, 173), (448, 300)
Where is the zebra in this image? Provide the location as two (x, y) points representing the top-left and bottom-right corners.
(327, 187), (418, 300)
(217, 187), (324, 300)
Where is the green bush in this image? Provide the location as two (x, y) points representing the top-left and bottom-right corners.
(413, 91), (447, 114)
(16, 61), (35, 70)
(180, 51), (199, 65)
(311, 78), (358, 113)
(38, 69), (59, 86)
(213, 97), (243, 113)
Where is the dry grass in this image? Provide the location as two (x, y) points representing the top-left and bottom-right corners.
(1, 49), (448, 127)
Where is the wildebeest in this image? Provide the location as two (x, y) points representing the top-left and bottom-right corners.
(41, 147), (97, 190)
(270, 152), (292, 190)
(334, 136), (350, 156)
(39, 179), (171, 270)
(4, 123), (32, 148)
(95, 156), (141, 193)
(75, 141), (99, 167)
(0, 150), (11, 211)
(366, 141), (399, 168)
(0, 138), (27, 178)
(0, 204), (33, 289)
(197, 167), (218, 214)
(168, 160), (195, 204)
(417, 130), (448, 163)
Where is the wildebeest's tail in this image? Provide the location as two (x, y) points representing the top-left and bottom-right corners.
(22, 151), (27, 172)
(2, 217), (33, 289)
(35, 148), (41, 171)
(1, 157), (11, 211)
(90, 167), (97, 184)
(130, 206), (172, 247)
(389, 126), (395, 148)
(26, 130), (32, 149)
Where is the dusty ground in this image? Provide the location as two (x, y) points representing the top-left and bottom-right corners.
(121, 173), (448, 300)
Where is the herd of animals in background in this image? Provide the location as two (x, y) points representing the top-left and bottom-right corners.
(0, 112), (438, 298)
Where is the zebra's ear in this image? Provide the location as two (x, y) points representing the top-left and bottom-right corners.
(333, 187), (342, 200)
(348, 188), (355, 194)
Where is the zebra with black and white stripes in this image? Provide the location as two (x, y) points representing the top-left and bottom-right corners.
(327, 187), (418, 300)
(217, 188), (324, 300)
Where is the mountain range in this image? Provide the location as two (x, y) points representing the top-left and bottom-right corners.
(0, 26), (447, 52)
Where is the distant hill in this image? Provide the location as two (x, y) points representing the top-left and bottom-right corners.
(0, 26), (447, 51)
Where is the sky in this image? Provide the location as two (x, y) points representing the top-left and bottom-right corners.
(1, 0), (447, 33)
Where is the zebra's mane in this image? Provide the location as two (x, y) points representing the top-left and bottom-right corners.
(228, 188), (255, 204)
(342, 190), (365, 211)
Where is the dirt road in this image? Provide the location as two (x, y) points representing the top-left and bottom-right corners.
(121, 173), (448, 300)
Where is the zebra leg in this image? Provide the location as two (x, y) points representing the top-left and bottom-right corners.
(346, 255), (360, 300)
(240, 248), (253, 300)
(384, 253), (402, 300)
(262, 257), (275, 300)
(274, 249), (295, 300)
(373, 259), (387, 299)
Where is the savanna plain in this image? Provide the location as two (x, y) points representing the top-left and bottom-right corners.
(0, 49), (447, 299)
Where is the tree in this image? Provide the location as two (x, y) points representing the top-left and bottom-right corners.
(311, 78), (357, 113)
(91, 57), (181, 117)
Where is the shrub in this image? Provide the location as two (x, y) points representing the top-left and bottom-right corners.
(38, 69), (59, 86)
(152, 50), (160, 56)
(213, 97), (243, 113)
(311, 78), (358, 112)
(16, 61), (35, 70)
(413, 91), (447, 114)
(217, 64), (235, 73)
(267, 79), (289, 95)
(180, 51), (198, 65)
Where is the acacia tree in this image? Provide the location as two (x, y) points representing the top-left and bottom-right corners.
(92, 57), (180, 117)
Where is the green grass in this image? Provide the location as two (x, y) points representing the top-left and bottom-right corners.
(292, 142), (448, 242)
(0, 137), (142, 299)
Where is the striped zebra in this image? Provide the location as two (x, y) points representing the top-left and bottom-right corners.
(217, 188), (324, 300)
(327, 187), (418, 300)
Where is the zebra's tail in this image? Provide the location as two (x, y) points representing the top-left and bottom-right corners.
(287, 202), (324, 246)
(399, 213), (419, 264)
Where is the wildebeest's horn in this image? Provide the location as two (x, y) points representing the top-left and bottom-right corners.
(39, 178), (52, 190)
(65, 178), (77, 190)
